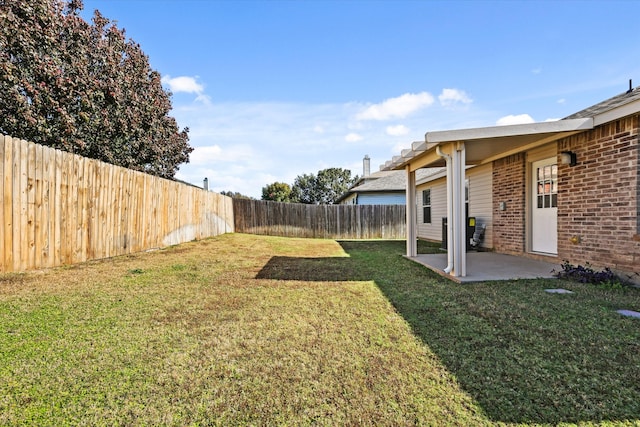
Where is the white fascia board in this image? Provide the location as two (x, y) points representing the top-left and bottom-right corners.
(593, 98), (640, 126)
(425, 118), (593, 143)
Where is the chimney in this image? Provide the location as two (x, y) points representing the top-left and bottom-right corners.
(203, 177), (209, 191)
(363, 155), (370, 177)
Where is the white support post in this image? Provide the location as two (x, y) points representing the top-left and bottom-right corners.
(457, 142), (466, 276)
(451, 141), (466, 277)
(405, 165), (417, 257)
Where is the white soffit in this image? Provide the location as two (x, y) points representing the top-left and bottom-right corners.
(425, 118), (593, 143)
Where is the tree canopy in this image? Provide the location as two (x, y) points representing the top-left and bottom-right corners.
(0, 0), (192, 178)
(290, 168), (357, 204)
(261, 182), (291, 202)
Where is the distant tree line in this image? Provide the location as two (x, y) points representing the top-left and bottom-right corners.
(261, 167), (358, 204)
(0, 0), (192, 178)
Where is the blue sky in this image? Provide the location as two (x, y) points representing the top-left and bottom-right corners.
(81, 0), (640, 198)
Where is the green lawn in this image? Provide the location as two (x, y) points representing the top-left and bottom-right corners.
(1, 233), (639, 426)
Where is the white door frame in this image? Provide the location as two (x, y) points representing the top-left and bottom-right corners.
(530, 157), (558, 254)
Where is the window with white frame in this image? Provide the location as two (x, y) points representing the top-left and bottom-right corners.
(465, 178), (469, 217)
(422, 189), (431, 224)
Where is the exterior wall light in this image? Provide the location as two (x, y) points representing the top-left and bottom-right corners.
(560, 151), (577, 166)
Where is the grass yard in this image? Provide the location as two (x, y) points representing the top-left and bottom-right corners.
(1, 233), (639, 426)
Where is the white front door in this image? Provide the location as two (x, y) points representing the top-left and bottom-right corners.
(531, 158), (558, 254)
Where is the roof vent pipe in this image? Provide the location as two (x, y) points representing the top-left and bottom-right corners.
(363, 155), (370, 177)
(627, 79), (633, 94)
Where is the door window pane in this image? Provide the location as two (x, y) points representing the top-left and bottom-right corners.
(536, 164), (558, 209)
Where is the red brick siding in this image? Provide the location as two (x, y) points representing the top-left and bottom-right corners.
(557, 115), (640, 279)
(492, 153), (526, 254)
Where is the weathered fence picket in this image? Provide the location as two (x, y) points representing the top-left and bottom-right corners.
(233, 199), (406, 239)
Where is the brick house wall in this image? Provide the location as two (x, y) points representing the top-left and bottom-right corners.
(492, 153), (526, 255)
(557, 115), (640, 281)
(491, 115), (640, 281)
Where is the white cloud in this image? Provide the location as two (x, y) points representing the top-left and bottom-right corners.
(557, 98), (566, 104)
(438, 88), (472, 107)
(189, 144), (254, 166)
(496, 114), (535, 126)
(355, 92), (435, 121)
(345, 132), (363, 142)
(162, 75), (211, 104)
(195, 94), (212, 104)
(386, 124), (410, 136)
(532, 67), (542, 74)
(162, 75), (204, 94)
(189, 145), (222, 165)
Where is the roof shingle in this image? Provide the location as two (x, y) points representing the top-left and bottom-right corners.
(564, 86), (640, 119)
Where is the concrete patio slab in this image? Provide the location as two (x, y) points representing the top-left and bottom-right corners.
(408, 252), (560, 283)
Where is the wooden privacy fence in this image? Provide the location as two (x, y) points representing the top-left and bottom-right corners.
(1, 135), (234, 273)
(233, 199), (406, 239)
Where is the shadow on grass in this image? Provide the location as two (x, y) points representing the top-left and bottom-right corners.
(256, 256), (370, 282)
(256, 239), (442, 282)
(256, 240), (640, 425)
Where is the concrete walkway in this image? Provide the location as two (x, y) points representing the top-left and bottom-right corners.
(408, 252), (561, 283)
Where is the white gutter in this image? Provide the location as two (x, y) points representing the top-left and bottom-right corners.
(436, 145), (454, 274)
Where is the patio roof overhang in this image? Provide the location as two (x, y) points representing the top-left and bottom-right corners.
(381, 118), (594, 172)
(385, 117), (595, 279)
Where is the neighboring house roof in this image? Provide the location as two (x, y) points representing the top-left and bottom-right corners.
(353, 168), (440, 192)
(336, 168), (443, 203)
(351, 170), (398, 187)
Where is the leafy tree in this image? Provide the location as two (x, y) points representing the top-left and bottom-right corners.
(0, 0), (192, 178)
(290, 173), (318, 204)
(262, 181), (291, 202)
(291, 168), (357, 204)
(315, 168), (358, 204)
